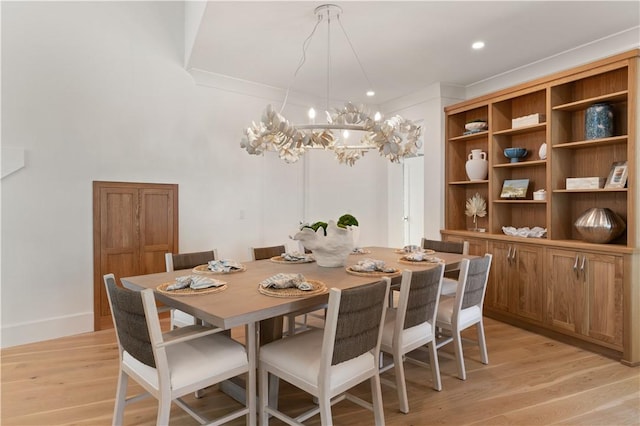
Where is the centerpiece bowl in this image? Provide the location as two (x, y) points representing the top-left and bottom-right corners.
(504, 147), (528, 163)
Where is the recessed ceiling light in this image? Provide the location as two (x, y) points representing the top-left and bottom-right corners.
(472, 41), (485, 50)
(366, 90), (375, 97)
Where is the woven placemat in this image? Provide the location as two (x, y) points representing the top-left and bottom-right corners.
(156, 281), (227, 296)
(345, 267), (400, 277)
(398, 257), (443, 266)
(269, 255), (315, 264)
(258, 279), (326, 298)
(394, 248), (435, 255)
(192, 264), (246, 275)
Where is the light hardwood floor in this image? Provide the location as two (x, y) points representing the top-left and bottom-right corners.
(2, 317), (639, 425)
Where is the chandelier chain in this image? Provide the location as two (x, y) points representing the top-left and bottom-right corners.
(336, 14), (374, 93)
(279, 13), (323, 114)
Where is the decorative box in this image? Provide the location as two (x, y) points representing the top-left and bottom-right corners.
(566, 177), (606, 190)
(512, 113), (545, 128)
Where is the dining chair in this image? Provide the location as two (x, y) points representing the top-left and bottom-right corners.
(379, 264), (444, 414)
(258, 278), (390, 426)
(436, 254), (492, 380)
(251, 245), (286, 261)
(421, 238), (469, 296)
(103, 273), (251, 426)
(165, 250), (218, 329)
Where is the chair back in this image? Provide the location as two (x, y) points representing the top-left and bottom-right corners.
(421, 238), (469, 255)
(166, 250), (217, 272)
(103, 274), (156, 368)
(252, 245), (286, 261)
(322, 278), (390, 367)
(461, 254), (492, 310)
(400, 264), (444, 331)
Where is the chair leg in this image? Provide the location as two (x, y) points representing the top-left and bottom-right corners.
(113, 368), (128, 426)
(318, 391), (333, 426)
(156, 392), (171, 426)
(453, 329), (466, 381)
(393, 351), (409, 414)
(371, 374), (385, 426)
(477, 320), (489, 365)
(259, 366), (270, 425)
(427, 341), (442, 391)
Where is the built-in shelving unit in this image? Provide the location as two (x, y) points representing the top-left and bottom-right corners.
(442, 49), (639, 366)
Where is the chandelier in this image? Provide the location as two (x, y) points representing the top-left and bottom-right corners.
(240, 4), (422, 166)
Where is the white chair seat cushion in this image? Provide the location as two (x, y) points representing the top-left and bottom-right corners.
(440, 278), (458, 296)
(381, 308), (434, 350)
(260, 329), (375, 392)
(123, 332), (248, 391)
(436, 297), (482, 329)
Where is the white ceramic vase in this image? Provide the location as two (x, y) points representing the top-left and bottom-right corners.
(292, 220), (354, 267)
(465, 149), (488, 181)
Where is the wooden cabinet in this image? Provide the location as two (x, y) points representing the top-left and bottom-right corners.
(93, 181), (179, 330)
(486, 241), (544, 322)
(442, 49), (638, 364)
(546, 248), (623, 349)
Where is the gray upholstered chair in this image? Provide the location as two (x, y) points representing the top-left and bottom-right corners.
(103, 273), (250, 425)
(421, 238), (469, 296)
(436, 254), (492, 380)
(250, 245), (286, 261)
(258, 278), (390, 425)
(165, 250), (218, 329)
(379, 264), (444, 413)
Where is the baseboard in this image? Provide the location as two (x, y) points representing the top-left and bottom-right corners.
(1, 312), (93, 348)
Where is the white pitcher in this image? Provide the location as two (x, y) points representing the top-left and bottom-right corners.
(465, 149), (488, 181)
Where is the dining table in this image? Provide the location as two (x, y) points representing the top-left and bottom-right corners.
(120, 246), (475, 424)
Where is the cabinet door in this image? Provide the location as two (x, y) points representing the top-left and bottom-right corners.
(486, 241), (511, 312)
(546, 249), (585, 334)
(584, 253), (623, 347)
(512, 244), (544, 322)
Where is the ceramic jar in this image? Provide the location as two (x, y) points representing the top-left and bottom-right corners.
(465, 149), (488, 181)
(585, 103), (613, 140)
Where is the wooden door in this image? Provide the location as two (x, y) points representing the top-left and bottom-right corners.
(486, 241), (511, 312)
(93, 182), (178, 330)
(512, 243), (544, 322)
(546, 248), (584, 335)
(584, 253), (623, 347)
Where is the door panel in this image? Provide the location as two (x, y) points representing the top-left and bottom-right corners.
(514, 245), (543, 322)
(486, 241), (510, 311)
(546, 249), (583, 334)
(586, 254), (623, 346)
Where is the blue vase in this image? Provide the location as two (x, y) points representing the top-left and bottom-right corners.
(585, 103), (613, 140)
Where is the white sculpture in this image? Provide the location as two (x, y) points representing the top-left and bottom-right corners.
(292, 220), (354, 267)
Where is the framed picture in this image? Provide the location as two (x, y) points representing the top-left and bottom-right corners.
(605, 161), (628, 188)
(500, 179), (529, 199)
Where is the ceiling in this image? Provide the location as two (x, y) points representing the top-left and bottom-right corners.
(187, 1), (640, 105)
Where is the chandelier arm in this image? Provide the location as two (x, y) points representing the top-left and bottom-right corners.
(336, 14), (374, 93)
(279, 14), (324, 114)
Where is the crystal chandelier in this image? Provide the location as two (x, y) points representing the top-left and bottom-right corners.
(240, 4), (422, 166)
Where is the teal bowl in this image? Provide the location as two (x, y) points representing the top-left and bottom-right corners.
(504, 147), (528, 163)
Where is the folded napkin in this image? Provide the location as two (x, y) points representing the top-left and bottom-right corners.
(350, 258), (396, 273)
(259, 273), (312, 291)
(403, 252), (443, 263)
(281, 252), (313, 262)
(166, 275), (225, 291)
(403, 244), (421, 253)
(207, 259), (243, 273)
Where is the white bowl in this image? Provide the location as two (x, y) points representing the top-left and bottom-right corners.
(465, 121), (487, 131)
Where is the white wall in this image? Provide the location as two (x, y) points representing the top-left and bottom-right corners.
(0, 2), (389, 347)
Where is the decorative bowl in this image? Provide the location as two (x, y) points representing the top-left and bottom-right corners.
(504, 147), (528, 163)
(465, 121), (487, 131)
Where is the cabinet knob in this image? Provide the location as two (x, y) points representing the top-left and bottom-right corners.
(573, 255), (580, 278)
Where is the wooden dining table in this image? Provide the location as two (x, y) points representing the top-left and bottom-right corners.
(120, 246), (475, 423)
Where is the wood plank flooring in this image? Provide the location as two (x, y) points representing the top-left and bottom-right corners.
(2, 317), (639, 425)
